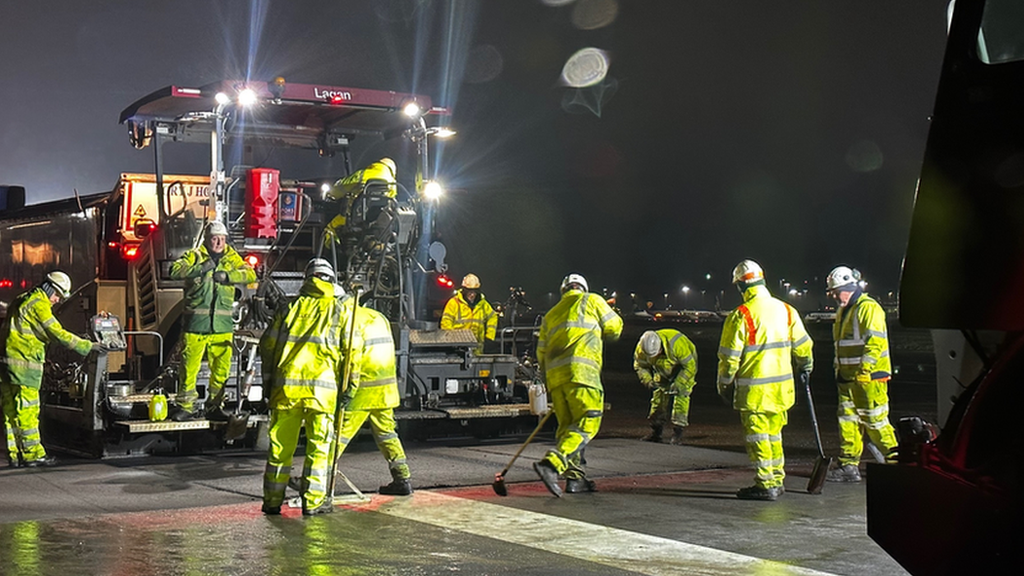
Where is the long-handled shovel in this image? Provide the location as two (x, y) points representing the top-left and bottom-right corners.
(803, 372), (835, 494)
(492, 410), (554, 496)
(224, 337), (258, 441)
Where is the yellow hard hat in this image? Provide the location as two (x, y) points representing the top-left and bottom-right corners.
(461, 273), (481, 289)
(379, 157), (396, 178)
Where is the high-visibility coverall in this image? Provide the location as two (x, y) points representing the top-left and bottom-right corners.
(833, 290), (898, 465)
(633, 329), (698, 428)
(258, 276), (349, 511)
(537, 289), (623, 480)
(335, 302), (410, 482)
(440, 290), (497, 352)
(324, 160), (397, 241)
(0, 287), (93, 464)
(717, 284), (813, 489)
(169, 244), (255, 412)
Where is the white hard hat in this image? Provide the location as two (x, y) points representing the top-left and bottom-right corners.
(305, 258), (336, 282)
(640, 331), (662, 357)
(46, 271), (72, 298)
(379, 157), (396, 177)
(560, 273), (589, 293)
(826, 265), (858, 291)
(461, 273), (481, 289)
(205, 221), (228, 238)
(732, 259), (764, 284)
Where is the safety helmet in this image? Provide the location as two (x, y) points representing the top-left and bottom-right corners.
(640, 331), (662, 357)
(304, 258), (336, 282)
(826, 265), (858, 292)
(461, 273), (481, 289)
(205, 221), (228, 238)
(732, 259), (764, 284)
(45, 271), (72, 299)
(560, 273), (589, 293)
(378, 157), (396, 178)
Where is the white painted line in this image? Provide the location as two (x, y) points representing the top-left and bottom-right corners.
(377, 492), (840, 576)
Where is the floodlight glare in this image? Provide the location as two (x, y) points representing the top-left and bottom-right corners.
(238, 88), (258, 107)
(432, 127), (457, 139)
(403, 102), (422, 118)
(320, 183), (331, 194)
(215, 92), (231, 106)
(423, 180), (444, 200)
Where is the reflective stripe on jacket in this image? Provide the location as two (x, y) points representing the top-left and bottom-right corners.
(833, 292), (891, 382)
(633, 329), (698, 389)
(716, 285), (814, 412)
(0, 288), (93, 388)
(169, 244), (255, 334)
(259, 277), (349, 413)
(345, 302), (400, 410)
(538, 290), (623, 391)
(440, 291), (497, 346)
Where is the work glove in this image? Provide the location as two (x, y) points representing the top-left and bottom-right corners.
(91, 342), (112, 354)
(199, 259), (216, 273)
(212, 271), (230, 284)
(338, 390), (354, 410)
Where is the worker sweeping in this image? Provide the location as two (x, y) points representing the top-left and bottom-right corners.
(259, 259), (350, 516)
(825, 265), (899, 482)
(533, 273), (622, 497)
(1, 271), (102, 468)
(329, 297), (413, 496)
(440, 273), (497, 353)
(634, 329), (698, 444)
(717, 260), (813, 501)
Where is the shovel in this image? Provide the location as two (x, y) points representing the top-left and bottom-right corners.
(803, 372), (835, 494)
(224, 340), (258, 441)
(492, 410), (554, 496)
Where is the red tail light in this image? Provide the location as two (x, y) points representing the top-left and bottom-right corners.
(245, 253), (261, 268)
(122, 244), (140, 260)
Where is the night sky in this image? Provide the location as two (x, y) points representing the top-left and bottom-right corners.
(0, 1), (949, 311)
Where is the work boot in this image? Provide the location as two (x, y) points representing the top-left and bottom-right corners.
(5, 456), (21, 468)
(379, 478), (413, 496)
(169, 405), (194, 421)
(532, 460), (563, 497)
(565, 477), (597, 494)
(24, 455), (58, 468)
(261, 503), (281, 515)
(642, 425), (663, 443)
(736, 485), (782, 501)
(826, 464), (862, 483)
(669, 426), (686, 445)
(287, 476), (304, 493)
(303, 500), (335, 516)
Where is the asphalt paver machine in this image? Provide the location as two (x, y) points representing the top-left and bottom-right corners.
(1, 78), (532, 457)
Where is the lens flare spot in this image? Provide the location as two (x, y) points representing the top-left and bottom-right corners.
(465, 44), (504, 84)
(571, 0), (619, 30)
(561, 47), (610, 88)
(561, 77), (619, 117)
(845, 140), (884, 172)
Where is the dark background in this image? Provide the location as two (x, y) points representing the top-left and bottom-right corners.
(0, 1), (949, 310)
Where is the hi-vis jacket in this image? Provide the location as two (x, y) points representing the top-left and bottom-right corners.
(538, 289), (623, 391)
(440, 291), (497, 347)
(326, 160), (397, 231)
(634, 329), (698, 390)
(833, 291), (891, 383)
(169, 245), (255, 334)
(345, 302), (400, 411)
(0, 288), (93, 389)
(259, 277), (350, 414)
(717, 285), (814, 413)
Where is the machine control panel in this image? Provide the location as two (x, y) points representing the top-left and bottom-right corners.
(89, 313), (128, 351)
